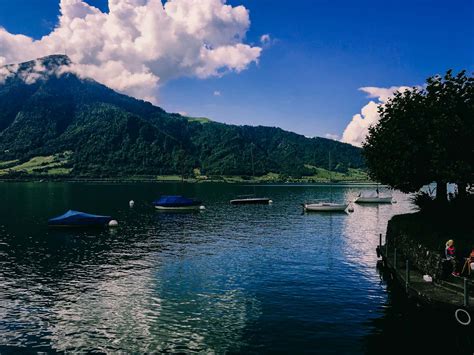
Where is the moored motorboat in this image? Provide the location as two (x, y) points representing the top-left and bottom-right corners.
(48, 210), (114, 227)
(303, 202), (349, 212)
(230, 196), (273, 205)
(354, 195), (392, 203)
(153, 195), (205, 210)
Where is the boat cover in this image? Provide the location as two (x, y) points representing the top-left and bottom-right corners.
(153, 195), (201, 207)
(360, 192), (378, 198)
(48, 210), (112, 226)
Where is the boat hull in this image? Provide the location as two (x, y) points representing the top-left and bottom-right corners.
(304, 203), (348, 212)
(154, 205), (204, 210)
(230, 198), (272, 205)
(355, 197), (392, 203)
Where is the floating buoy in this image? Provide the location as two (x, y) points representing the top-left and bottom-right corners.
(108, 220), (119, 227)
(129, 200), (135, 208)
(347, 205), (354, 213)
(269, 200), (273, 204)
(392, 200), (397, 204)
(455, 308), (471, 326)
(199, 205), (206, 210)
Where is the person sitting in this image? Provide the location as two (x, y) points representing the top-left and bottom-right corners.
(461, 247), (474, 276)
(445, 239), (459, 276)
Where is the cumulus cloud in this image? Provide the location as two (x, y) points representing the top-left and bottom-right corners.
(213, 90), (221, 96)
(341, 86), (413, 147)
(0, 0), (262, 103)
(324, 133), (339, 141)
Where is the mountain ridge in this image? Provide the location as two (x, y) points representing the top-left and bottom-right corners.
(0, 55), (365, 179)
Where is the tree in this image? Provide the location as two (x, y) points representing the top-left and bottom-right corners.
(363, 70), (474, 202)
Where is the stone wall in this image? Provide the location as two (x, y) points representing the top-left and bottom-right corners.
(386, 213), (447, 279)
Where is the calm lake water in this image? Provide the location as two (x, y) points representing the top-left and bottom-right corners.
(0, 182), (472, 354)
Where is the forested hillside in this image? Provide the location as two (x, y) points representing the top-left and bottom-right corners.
(0, 55), (365, 179)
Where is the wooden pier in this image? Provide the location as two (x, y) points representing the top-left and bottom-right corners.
(376, 234), (474, 326)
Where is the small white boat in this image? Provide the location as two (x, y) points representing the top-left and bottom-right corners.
(354, 195), (392, 204)
(303, 202), (349, 212)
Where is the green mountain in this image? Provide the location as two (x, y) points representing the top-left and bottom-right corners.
(0, 55), (365, 179)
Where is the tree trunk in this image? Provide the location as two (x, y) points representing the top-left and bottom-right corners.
(436, 181), (448, 202)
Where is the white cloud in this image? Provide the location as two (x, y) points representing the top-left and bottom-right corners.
(341, 86), (413, 147)
(324, 133), (339, 141)
(0, 0), (261, 103)
(259, 33), (277, 48)
(213, 90), (221, 96)
(0, 64), (17, 84)
(260, 34), (270, 44)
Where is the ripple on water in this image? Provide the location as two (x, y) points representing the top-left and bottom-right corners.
(2, 183), (459, 354)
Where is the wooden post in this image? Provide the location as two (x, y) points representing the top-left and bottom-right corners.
(379, 233), (382, 249)
(464, 278), (470, 307)
(405, 260), (410, 290)
(394, 248), (397, 269)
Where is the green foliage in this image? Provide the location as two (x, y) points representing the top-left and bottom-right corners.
(364, 70), (474, 195)
(0, 152), (71, 175)
(0, 55), (365, 178)
(411, 190), (474, 223)
(411, 191), (435, 212)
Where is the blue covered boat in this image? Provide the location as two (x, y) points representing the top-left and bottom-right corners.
(153, 196), (204, 210)
(48, 210), (113, 227)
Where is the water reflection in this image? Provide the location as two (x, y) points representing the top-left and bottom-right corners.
(0, 182), (470, 353)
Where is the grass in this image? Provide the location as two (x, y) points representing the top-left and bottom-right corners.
(0, 159), (19, 168)
(0, 152), (72, 176)
(156, 175), (187, 181)
(303, 165), (369, 182)
(47, 168), (73, 175)
(186, 117), (211, 124)
(0, 155), (369, 183)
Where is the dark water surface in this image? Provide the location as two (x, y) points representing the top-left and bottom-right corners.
(0, 182), (472, 354)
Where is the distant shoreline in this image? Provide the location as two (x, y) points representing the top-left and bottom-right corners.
(0, 175), (379, 185)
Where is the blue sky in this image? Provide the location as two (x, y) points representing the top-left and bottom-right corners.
(0, 0), (473, 141)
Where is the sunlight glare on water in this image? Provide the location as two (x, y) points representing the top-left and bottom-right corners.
(0, 182), (471, 354)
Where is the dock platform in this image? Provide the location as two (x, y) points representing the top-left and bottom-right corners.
(377, 238), (474, 326)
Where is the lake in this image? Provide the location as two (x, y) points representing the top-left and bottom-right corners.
(0, 182), (472, 354)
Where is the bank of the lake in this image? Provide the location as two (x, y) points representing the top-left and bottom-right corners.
(0, 174), (373, 185)
(376, 211), (474, 326)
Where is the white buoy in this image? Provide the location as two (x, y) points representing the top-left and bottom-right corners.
(129, 200), (135, 208)
(200, 205), (206, 210)
(269, 200), (273, 204)
(108, 220), (119, 227)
